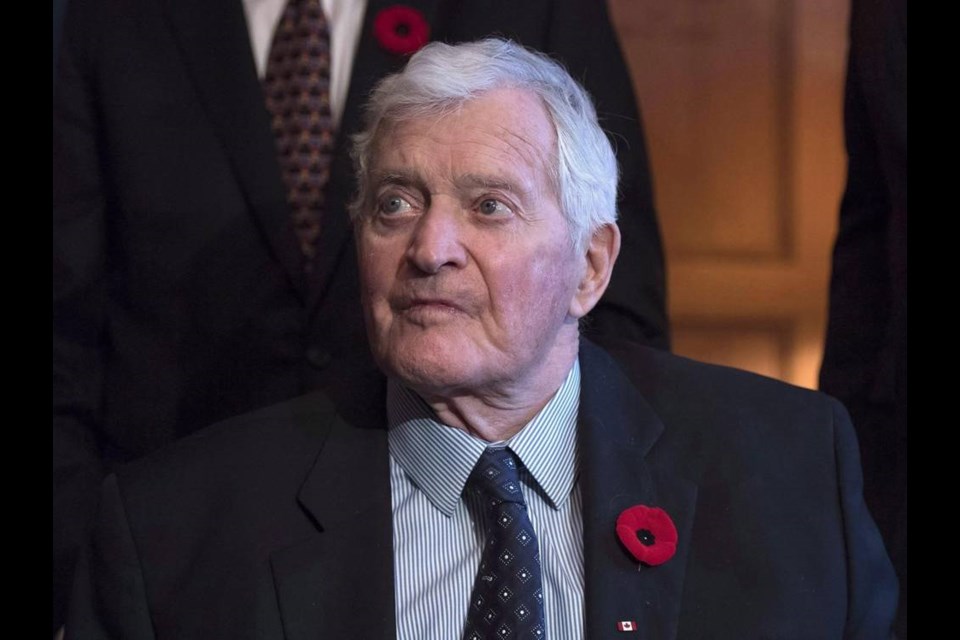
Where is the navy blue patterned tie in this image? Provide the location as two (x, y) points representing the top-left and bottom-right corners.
(463, 448), (546, 640)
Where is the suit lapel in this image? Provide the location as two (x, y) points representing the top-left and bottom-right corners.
(334, 0), (444, 155)
(162, 0), (307, 299)
(579, 341), (698, 640)
(270, 406), (396, 640)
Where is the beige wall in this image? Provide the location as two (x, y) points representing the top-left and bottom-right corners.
(609, 0), (850, 388)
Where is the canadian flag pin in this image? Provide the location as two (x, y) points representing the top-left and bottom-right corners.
(616, 620), (637, 632)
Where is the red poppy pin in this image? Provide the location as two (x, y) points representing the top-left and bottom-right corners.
(373, 5), (430, 56)
(616, 505), (678, 567)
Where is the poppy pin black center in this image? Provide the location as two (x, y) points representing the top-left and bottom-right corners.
(636, 528), (656, 546)
(394, 23), (410, 36)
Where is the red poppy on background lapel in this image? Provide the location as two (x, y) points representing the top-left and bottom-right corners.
(373, 5), (430, 56)
(616, 505), (678, 566)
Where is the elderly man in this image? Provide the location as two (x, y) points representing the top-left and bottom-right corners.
(67, 40), (896, 639)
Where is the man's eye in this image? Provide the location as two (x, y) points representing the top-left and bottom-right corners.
(478, 198), (510, 216)
(379, 196), (412, 215)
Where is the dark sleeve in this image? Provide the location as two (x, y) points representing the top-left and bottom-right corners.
(831, 399), (898, 639)
(819, 0), (907, 404)
(544, 0), (670, 349)
(818, 3), (907, 632)
(53, 0), (110, 629)
(818, 51), (891, 403)
(65, 476), (157, 640)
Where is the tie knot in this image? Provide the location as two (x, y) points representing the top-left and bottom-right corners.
(467, 448), (526, 506)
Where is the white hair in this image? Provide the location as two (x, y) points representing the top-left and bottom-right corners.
(349, 38), (619, 250)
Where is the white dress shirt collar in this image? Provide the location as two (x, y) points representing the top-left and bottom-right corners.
(387, 359), (581, 517)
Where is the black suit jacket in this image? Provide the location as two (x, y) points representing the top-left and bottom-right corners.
(819, 0), (906, 633)
(67, 341), (896, 639)
(52, 0), (668, 626)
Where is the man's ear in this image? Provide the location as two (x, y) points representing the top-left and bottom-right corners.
(569, 222), (621, 319)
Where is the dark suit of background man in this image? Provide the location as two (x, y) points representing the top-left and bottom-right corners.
(820, 0), (906, 635)
(68, 38), (896, 639)
(52, 0), (669, 629)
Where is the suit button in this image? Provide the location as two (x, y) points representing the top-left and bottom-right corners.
(306, 347), (333, 370)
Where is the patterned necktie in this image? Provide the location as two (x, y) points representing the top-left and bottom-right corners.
(462, 448), (547, 640)
(262, 0), (335, 267)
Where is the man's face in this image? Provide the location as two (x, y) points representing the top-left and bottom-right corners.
(355, 88), (587, 397)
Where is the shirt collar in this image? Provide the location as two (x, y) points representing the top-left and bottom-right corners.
(387, 360), (581, 517)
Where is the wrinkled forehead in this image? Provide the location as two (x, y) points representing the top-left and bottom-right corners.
(366, 88), (560, 188)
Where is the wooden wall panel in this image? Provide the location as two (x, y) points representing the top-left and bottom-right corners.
(673, 324), (791, 381)
(611, 0), (793, 259)
(609, 0), (849, 389)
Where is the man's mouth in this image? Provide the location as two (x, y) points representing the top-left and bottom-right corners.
(403, 297), (465, 312)
(393, 291), (474, 319)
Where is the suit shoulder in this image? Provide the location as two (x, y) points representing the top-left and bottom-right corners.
(591, 337), (840, 416)
(113, 391), (340, 499)
(583, 338), (848, 466)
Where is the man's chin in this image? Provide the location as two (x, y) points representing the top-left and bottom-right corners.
(375, 341), (489, 398)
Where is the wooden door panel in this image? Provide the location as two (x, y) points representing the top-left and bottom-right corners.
(609, 0), (849, 389)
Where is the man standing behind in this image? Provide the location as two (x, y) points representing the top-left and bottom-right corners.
(68, 40), (896, 639)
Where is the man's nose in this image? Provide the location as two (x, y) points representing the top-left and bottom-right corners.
(405, 203), (468, 274)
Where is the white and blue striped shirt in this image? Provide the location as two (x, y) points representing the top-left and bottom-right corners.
(388, 360), (584, 640)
